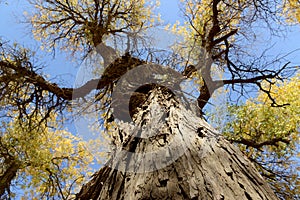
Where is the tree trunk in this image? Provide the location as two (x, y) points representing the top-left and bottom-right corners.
(75, 87), (278, 200)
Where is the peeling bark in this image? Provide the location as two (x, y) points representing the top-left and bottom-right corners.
(76, 88), (278, 200)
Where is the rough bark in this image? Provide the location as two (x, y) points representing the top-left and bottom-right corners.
(75, 88), (278, 200)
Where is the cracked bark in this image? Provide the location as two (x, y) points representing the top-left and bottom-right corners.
(75, 88), (278, 200)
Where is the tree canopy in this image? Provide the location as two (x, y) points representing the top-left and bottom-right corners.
(0, 0), (299, 199)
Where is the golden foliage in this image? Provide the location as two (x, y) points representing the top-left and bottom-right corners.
(223, 73), (300, 198)
(282, 0), (300, 23)
(0, 111), (95, 199)
(27, 0), (160, 54)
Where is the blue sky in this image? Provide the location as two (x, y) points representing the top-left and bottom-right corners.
(1, 0), (299, 159)
(0, 1), (77, 86)
(1, 0), (299, 86)
(0, 1), (182, 87)
(1, 0), (299, 144)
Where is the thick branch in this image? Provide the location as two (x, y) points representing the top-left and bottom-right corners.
(182, 65), (214, 110)
(228, 137), (290, 149)
(197, 81), (211, 110)
(0, 60), (73, 100)
(0, 53), (146, 101)
(0, 159), (21, 196)
(215, 74), (275, 88)
(206, 0), (221, 51)
(212, 29), (238, 46)
(182, 63), (290, 110)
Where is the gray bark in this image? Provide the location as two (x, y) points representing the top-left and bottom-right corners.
(76, 88), (278, 200)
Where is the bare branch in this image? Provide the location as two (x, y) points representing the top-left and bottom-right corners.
(228, 137), (290, 149)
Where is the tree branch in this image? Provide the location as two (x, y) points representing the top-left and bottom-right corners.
(214, 74), (275, 88)
(212, 29), (238, 46)
(228, 137), (290, 149)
